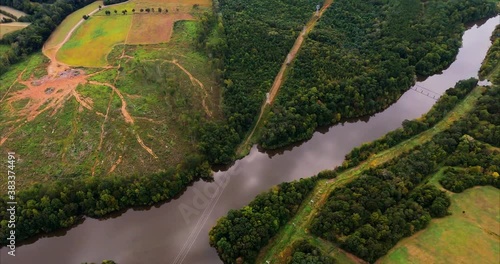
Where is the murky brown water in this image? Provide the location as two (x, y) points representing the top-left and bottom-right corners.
(1, 15), (498, 264)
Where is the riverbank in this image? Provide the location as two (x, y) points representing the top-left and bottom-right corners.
(1, 10), (498, 264)
(256, 83), (486, 263)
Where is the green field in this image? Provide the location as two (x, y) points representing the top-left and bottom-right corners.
(57, 13), (133, 67)
(380, 186), (500, 264)
(44, 1), (103, 50)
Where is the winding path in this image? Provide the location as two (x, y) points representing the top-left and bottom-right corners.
(42, 1), (130, 75)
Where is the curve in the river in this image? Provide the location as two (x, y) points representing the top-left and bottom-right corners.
(1, 15), (498, 264)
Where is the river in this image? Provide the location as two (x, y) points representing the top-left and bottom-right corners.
(1, 15), (498, 264)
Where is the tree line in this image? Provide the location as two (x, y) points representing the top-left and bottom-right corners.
(288, 240), (335, 264)
(101, 7), (172, 16)
(103, 0), (127, 5)
(479, 25), (500, 83)
(0, 154), (211, 244)
(209, 177), (317, 263)
(258, 0), (498, 149)
(0, 9), (18, 22)
(343, 78), (478, 169)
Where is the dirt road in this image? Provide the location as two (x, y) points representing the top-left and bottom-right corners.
(239, 0), (333, 152)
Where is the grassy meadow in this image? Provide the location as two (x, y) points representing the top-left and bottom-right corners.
(57, 13), (133, 67)
(44, 1), (103, 50)
(379, 186), (500, 264)
(55, 0), (211, 67)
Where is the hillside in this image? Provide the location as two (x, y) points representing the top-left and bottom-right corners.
(0, 0), (222, 244)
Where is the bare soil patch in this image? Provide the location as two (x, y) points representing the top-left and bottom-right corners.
(0, 22), (30, 38)
(126, 13), (194, 44)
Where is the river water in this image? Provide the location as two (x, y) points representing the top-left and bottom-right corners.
(1, 15), (498, 264)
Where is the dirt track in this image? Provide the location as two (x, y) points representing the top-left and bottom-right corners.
(2, 1), (201, 174)
(42, 6), (101, 77)
(170, 59), (213, 117)
(240, 0), (333, 151)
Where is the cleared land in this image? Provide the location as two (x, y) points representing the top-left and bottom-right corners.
(379, 186), (500, 264)
(56, 0), (206, 67)
(0, 22), (30, 38)
(127, 13), (194, 44)
(0, 17), (220, 191)
(133, 0), (211, 11)
(257, 86), (486, 263)
(0, 5), (27, 18)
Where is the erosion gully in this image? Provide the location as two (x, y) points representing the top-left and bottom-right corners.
(1, 15), (498, 264)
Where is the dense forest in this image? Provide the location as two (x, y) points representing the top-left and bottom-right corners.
(0, 154), (211, 244)
(102, 0), (127, 5)
(259, 0), (498, 148)
(0, 0), (95, 75)
(311, 84), (500, 263)
(198, 0), (315, 163)
(209, 178), (317, 263)
(288, 240), (335, 264)
(479, 24), (500, 83)
(343, 78), (478, 169)
(311, 141), (452, 263)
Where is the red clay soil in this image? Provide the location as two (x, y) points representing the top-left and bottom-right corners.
(7, 69), (89, 122)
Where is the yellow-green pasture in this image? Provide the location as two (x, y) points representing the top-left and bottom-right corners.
(379, 186), (500, 264)
(57, 12), (133, 67)
(44, 1), (103, 50)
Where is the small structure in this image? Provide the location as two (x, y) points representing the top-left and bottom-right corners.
(286, 53), (292, 65)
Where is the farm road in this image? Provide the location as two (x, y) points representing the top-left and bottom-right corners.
(239, 0), (333, 152)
